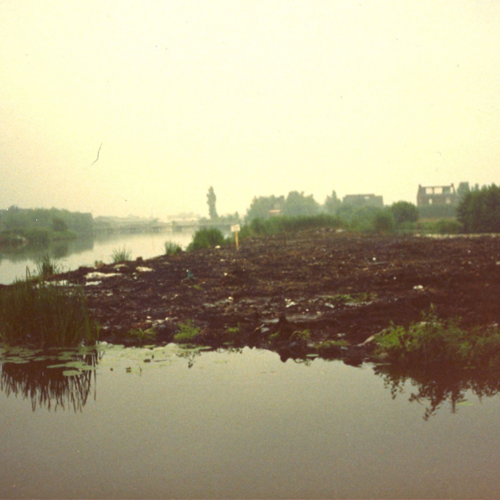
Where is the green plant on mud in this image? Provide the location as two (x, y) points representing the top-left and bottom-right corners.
(270, 329), (310, 342)
(374, 307), (500, 369)
(164, 241), (183, 256)
(111, 246), (131, 263)
(315, 339), (350, 354)
(126, 327), (157, 344)
(173, 320), (201, 343)
(0, 272), (99, 349)
(225, 325), (241, 336)
(325, 292), (376, 305)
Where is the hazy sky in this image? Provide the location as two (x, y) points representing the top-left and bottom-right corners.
(2, 1), (500, 219)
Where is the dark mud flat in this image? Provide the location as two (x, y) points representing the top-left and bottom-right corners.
(55, 231), (500, 361)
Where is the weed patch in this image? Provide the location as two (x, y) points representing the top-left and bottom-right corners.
(126, 328), (157, 344)
(374, 307), (500, 369)
(173, 320), (201, 343)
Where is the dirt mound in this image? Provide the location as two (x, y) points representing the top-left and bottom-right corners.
(54, 230), (500, 359)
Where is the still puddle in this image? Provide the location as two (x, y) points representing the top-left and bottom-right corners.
(1, 344), (500, 499)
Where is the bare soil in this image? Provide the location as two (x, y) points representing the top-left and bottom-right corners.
(55, 230), (500, 361)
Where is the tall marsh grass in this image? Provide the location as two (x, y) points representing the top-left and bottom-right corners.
(35, 254), (63, 278)
(0, 272), (99, 349)
(111, 246), (132, 263)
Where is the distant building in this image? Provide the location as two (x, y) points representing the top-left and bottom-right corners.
(417, 184), (457, 206)
(342, 194), (384, 207)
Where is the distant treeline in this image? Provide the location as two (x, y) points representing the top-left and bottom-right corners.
(239, 185), (500, 235)
(0, 206), (93, 245)
(0, 206), (93, 233)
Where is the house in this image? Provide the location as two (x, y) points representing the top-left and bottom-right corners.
(417, 184), (457, 206)
(342, 194), (384, 208)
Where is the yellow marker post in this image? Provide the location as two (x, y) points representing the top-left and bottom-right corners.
(231, 224), (240, 251)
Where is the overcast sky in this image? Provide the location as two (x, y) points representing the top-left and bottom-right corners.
(1, 1), (500, 219)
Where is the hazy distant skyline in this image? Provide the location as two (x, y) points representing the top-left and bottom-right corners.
(2, 1), (500, 219)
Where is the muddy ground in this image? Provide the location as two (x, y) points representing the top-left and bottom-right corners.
(53, 230), (500, 362)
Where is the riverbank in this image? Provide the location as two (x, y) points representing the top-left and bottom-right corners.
(41, 230), (500, 363)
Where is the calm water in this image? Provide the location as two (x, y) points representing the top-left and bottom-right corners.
(0, 230), (195, 285)
(1, 345), (500, 499)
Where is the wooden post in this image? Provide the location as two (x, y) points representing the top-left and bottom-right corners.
(231, 224), (240, 251)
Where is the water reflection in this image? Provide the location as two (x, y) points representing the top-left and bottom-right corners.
(374, 363), (500, 420)
(0, 352), (98, 412)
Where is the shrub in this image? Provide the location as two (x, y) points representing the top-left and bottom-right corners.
(111, 246), (131, 263)
(164, 241), (183, 255)
(240, 214), (343, 238)
(458, 184), (500, 233)
(435, 219), (462, 235)
(390, 201), (419, 224)
(373, 209), (395, 234)
(0, 273), (99, 348)
(187, 228), (226, 251)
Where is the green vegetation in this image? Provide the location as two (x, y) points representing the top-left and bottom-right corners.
(207, 186), (218, 220)
(0, 273), (99, 349)
(316, 339), (350, 355)
(164, 241), (183, 255)
(374, 308), (500, 370)
(35, 254), (63, 279)
(187, 227), (227, 251)
(173, 320), (201, 343)
(270, 328), (311, 343)
(240, 214), (343, 238)
(110, 246), (132, 263)
(390, 201), (418, 225)
(458, 184), (500, 233)
(324, 292), (376, 305)
(0, 206), (93, 243)
(126, 327), (158, 344)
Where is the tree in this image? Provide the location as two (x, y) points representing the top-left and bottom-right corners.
(245, 195), (284, 222)
(390, 201), (418, 225)
(323, 191), (341, 214)
(51, 217), (68, 232)
(206, 186), (218, 220)
(282, 191), (319, 217)
(458, 184), (500, 233)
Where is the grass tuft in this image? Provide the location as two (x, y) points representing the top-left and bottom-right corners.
(111, 246), (131, 263)
(164, 241), (183, 255)
(0, 271), (99, 349)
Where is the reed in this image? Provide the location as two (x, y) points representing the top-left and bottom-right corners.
(164, 241), (183, 255)
(0, 272), (99, 349)
(110, 246), (132, 263)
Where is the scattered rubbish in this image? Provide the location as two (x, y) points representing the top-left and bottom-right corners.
(85, 272), (120, 280)
(136, 267), (153, 272)
(85, 281), (102, 286)
(413, 285), (424, 290)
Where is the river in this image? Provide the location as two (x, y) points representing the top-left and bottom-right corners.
(1, 344), (499, 499)
(0, 230), (195, 285)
